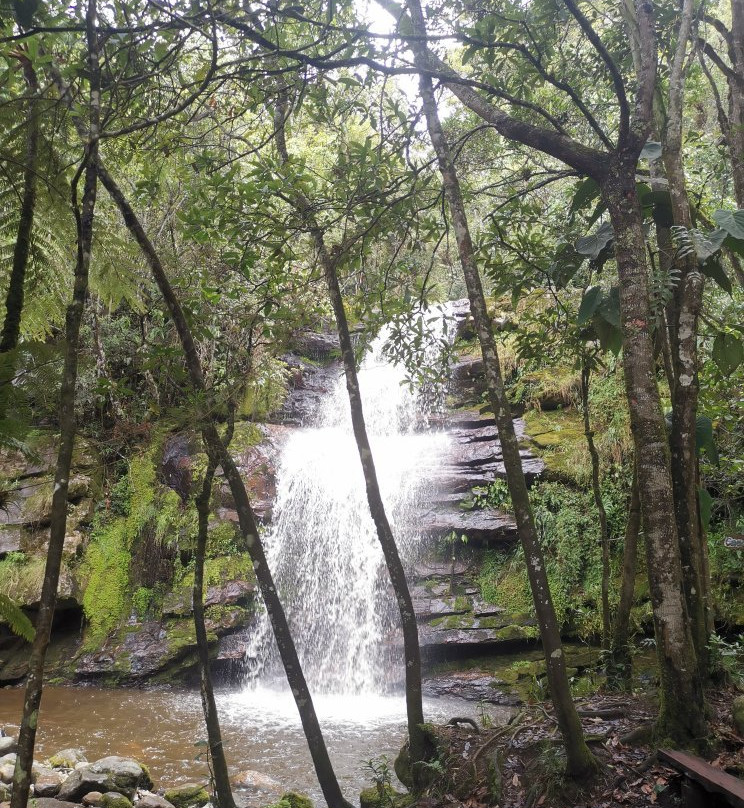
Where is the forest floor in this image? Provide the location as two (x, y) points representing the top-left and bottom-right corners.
(414, 686), (744, 808)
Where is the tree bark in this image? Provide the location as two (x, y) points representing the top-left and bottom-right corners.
(0, 55), (39, 355)
(194, 434), (237, 808)
(729, 0), (744, 205)
(662, 0), (710, 675)
(10, 4), (99, 805)
(580, 361), (611, 648)
(97, 165), (353, 808)
(602, 157), (706, 741)
(608, 463), (640, 690)
(405, 0), (595, 778)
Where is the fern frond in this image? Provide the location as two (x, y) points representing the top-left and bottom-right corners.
(0, 593), (35, 642)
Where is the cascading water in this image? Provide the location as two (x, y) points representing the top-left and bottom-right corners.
(244, 308), (453, 697)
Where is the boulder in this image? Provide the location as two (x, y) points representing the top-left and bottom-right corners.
(58, 757), (152, 802)
(162, 783), (209, 808)
(49, 749), (88, 770)
(25, 800), (83, 808)
(33, 765), (66, 797)
(0, 738), (17, 756)
(231, 769), (282, 794)
(101, 791), (134, 808)
(83, 792), (104, 806)
(135, 792), (176, 808)
(0, 764), (13, 785)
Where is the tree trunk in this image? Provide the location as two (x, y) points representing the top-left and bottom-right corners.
(270, 94), (428, 774)
(729, 0), (744, 205)
(580, 361), (611, 648)
(10, 4), (100, 805)
(194, 435), (236, 808)
(97, 165), (353, 808)
(406, 0), (595, 778)
(608, 463), (640, 690)
(602, 156), (706, 742)
(662, 0), (710, 675)
(0, 56), (39, 355)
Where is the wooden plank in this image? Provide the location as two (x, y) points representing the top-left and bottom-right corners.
(659, 748), (744, 808)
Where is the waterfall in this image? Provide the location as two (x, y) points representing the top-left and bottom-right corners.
(244, 308), (453, 696)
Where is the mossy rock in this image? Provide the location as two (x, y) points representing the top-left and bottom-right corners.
(163, 783), (209, 808)
(101, 792), (134, 808)
(733, 695), (744, 736)
(360, 785), (396, 808)
(271, 792), (314, 808)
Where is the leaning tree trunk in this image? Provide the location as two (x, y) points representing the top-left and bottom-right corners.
(97, 165), (353, 808)
(608, 462), (640, 690)
(406, 0), (595, 778)
(270, 95), (428, 774)
(11, 4), (100, 805)
(602, 154), (706, 743)
(193, 439), (237, 808)
(580, 360), (611, 648)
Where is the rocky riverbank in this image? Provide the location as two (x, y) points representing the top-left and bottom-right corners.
(0, 731), (313, 808)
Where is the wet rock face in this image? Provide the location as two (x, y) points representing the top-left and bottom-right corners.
(273, 356), (342, 427)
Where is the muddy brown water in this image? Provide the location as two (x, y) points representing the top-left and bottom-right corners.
(0, 685), (509, 805)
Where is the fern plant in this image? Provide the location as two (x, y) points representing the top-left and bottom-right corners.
(0, 593), (35, 642)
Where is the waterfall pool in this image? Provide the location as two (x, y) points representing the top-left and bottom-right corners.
(0, 685), (511, 804)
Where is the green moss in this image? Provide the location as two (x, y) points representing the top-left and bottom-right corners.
(179, 553), (253, 589)
(206, 521), (240, 557)
(270, 792), (314, 808)
(164, 784), (209, 808)
(229, 421), (264, 454)
(522, 409), (588, 482)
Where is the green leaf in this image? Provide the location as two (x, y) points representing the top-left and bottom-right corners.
(575, 221), (613, 260)
(641, 190), (674, 228)
(597, 286), (621, 328)
(569, 178), (600, 218)
(695, 415), (719, 465)
(723, 234), (744, 257)
(577, 285), (603, 326)
(640, 141), (663, 161)
(712, 332), (744, 376)
(0, 594), (35, 642)
(700, 258), (733, 295)
(713, 208), (744, 240)
(698, 488), (713, 532)
(593, 317), (623, 354)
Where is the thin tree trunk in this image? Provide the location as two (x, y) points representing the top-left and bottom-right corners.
(406, 0), (595, 778)
(603, 159), (706, 742)
(580, 361), (611, 648)
(271, 94), (428, 775)
(608, 463), (640, 690)
(11, 4), (100, 805)
(0, 55), (39, 355)
(194, 429), (236, 808)
(663, 0), (710, 675)
(729, 0), (744, 205)
(97, 165), (353, 808)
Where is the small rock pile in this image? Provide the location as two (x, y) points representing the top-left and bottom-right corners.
(0, 734), (211, 808)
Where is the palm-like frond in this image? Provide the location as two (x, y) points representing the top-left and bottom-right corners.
(0, 593), (35, 642)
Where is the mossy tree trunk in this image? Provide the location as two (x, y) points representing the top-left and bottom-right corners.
(405, 0), (596, 778)
(11, 4), (99, 806)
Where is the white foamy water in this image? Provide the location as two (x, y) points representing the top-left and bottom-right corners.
(244, 309), (453, 696)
